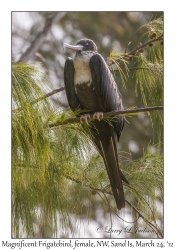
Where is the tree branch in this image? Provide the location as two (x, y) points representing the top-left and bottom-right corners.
(112, 67), (156, 73)
(109, 34), (163, 66)
(98, 191), (140, 225)
(13, 87), (65, 113)
(49, 106), (163, 128)
(128, 34), (163, 56)
(125, 200), (163, 238)
(64, 174), (163, 238)
(17, 12), (66, 62)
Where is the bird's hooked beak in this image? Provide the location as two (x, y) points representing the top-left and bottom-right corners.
(63, 43), (84, 52)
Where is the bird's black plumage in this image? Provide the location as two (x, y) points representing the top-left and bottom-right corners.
(64, 38), (128, 210)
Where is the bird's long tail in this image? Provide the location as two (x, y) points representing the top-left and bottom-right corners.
(91, 122), (126, 210)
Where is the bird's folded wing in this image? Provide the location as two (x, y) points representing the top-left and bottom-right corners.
(89, 54), (124, 140)
(64, 57), (81, 111)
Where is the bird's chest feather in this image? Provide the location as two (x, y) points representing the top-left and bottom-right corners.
(73, 53), (100, 111)
(74, 53), (92, 86)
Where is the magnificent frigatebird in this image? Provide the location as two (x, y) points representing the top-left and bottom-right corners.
(64, 38), (128, 210)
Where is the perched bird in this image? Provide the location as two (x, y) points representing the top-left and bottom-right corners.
(64, 38), (128, 210)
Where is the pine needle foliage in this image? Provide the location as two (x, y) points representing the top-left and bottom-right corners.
(12, 63), (110, 237)
(108, 16), (163, 144)
(124, 145), (163, 219)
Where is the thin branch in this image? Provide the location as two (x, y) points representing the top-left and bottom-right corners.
(126, 184), (156, 223)
(109, 34), (163, 68)
(64, 174), (163, 238)
(112, 67), (155, 73)
(17, 12), (66, 62)
(39, 87), (65, 100)
(125, 200), (163, 238)
(128, 34), (163, 56)
(125, 23), (149, 53)
(98, 192), (113, 238)
(137, 31), (151, 48)
(65, 174), (110, 195)
(49, 106), (163, 128)
(13, 87), (65, 113)
(65, 174), (138, 224)
(125, 183), (163, 236)
(98, 192), (140, 225)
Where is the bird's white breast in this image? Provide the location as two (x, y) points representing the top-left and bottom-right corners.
(74, 51), (94, 86)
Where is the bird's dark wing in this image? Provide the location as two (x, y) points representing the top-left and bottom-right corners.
(89, 53), (126, 209)
(89, 53), (124, 140)
(64, 57), (81, 111)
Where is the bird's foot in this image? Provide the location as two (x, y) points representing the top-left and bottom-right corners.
(93, 112), (104, 121)
(80, 114), (91, 125)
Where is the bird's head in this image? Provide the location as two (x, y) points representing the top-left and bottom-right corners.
(63, 38), (98, 53)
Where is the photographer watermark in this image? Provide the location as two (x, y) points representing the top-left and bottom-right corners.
(96, 225), (154, 235)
